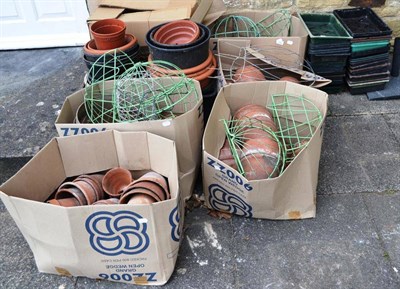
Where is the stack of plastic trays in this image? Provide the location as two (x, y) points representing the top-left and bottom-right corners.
(334, 7), (392, 94)
(299, 13), (352, 94)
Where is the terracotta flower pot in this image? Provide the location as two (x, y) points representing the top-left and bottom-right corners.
(234, 104), (276, 131)
(55, 187), (87, 206)
(153, 20), (200, 45)
(233, 65), (265, 83)
(102, 167), (133, 197)
(136, 172), (170, 199)
(75, 174), (105, 201)
(84, 34), (137, 56)
(58, 181), (99, 205)
(280, 76), (300, 83)
(120, 187), (159, 204)
(240, 138), (280, 180)
(128, 180), (166, 201)
(192, 53), (217, 89)
(47, 198), (80, 207)
(127, 194), (157, 205)
(90, 19), (127, 50)
(92, 198), (119, 205)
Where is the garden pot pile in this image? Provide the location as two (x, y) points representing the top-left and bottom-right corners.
(146, 20), (216, 89)
(83, 19), (140, 84)
(47, 168), (170, 207)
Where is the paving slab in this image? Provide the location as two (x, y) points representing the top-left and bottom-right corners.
(0, 47), (87, 158)
(363, 192), (400, 274)
(318, 114), (400, 195)
(231, 194), (400, 289)
(384, 113), (400, 144)
(328, 91), (400, 116)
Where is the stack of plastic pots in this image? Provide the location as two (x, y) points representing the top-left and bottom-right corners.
(83, 19), (140, 80)
(146, 20), (217, 121)
(299, 13), (352, 94)
(334, 7), (392, 94)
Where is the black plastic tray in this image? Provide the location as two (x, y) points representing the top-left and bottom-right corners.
(308, 47), (350, 55)
(351, 44), (390, 58)
(334, 8), (392, 38)
(348, 82), (387, 95)
(348, 63), (389, 74)
(309, 62), (346, 74)
(309, 41), (350, 50)
(348, 71), (390, 82)
(349, 52), (389, 65)
(308, 53), (350, 63)
(349, 59), (389, 70)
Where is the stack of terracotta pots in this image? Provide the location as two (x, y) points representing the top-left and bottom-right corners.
(83, 19), (140, 84)
(47, 167), (170, 206)
(218, 104), (281, 181)
(146, 20), (216, 91)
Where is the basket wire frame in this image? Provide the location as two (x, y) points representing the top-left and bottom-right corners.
(222, 93), (323, 179)
(84, 60), (199, 124)
(256, 9), (292, 37)
(223, 118), (284, 179)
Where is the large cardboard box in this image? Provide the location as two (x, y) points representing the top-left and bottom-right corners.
(209, 12), (308, 68)
(55, 80), (203, 200)
(202, 82), (328, 220)
(87, 0), (225, 46)
(0, 131), (183, 286)
(217, 38), (332, 88)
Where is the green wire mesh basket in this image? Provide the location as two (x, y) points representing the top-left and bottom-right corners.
(256, 9), (292, 37)
(211, 15), (260, 38)
(83, 61), (199, 123)
(85, 49), (136, 86)
(268, 93), (323, 165)
(221, 93), (323, 180)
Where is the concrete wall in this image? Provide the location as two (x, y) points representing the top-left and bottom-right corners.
(223, 0), (400, 37)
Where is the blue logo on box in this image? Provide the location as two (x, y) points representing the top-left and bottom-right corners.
(85, 211), (150, 256)
(169, 206), (180, 242)
(208, 184), (253, 217)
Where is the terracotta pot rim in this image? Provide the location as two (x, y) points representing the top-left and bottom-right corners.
(55, 186), (87, 206)
(153, 20), (199, 45)
(120, 187), (159, 204)
(192, 54), (217, 81)
(148, 50), (213, 75)
(84, 34), (137, 55)
(90, 19), (126, 38)
(126, 193), (157, 205)
(102, 167), (133, 197)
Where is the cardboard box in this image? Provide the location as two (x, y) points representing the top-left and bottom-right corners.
(0, 131), (184, 285)
(86, 0), (226, 46)
(217, 38), (332, 88)
(202, 82), (328, 220)
(209, 12), (308, 68)
(55, 80), (203, 200)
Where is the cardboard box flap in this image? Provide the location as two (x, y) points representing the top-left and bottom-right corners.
(88, 6), (125, 21)
(190, 0), (212, 23)
(0, 140), (65, 202)
(148, 7), (191, 22)
(57, 130), (119, 177)
(99, 0), (197, 11)
(201, 0), (226, 26)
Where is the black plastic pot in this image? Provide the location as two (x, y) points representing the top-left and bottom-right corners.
(201, 77), (218, 124)
(349, 52), (389, 66)
(351, 44), (390, 58)
(146, 23), (211, 69)
(347, 82), (387, 94)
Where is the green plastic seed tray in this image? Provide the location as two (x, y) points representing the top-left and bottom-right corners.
(299, 13), (352, 44)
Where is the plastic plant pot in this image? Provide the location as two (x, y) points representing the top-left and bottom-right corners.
(146, 23), (211, 69)
(84, 34), (138, 56)
(90, 19), (127, 50)
(153, 20), (200, 45)
(149, 22), (206, 49)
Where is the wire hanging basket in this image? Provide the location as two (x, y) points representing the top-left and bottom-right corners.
(268, 93), (323, 165)
(256, 9), (292, 37)
(83, 60), (199, 124)
(211, 15), (260, 38)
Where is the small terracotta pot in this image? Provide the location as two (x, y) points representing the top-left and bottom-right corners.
(136, 172), (169, 199)
(280, 76), (300, 83)
(84, 34), (137, 55)
(242, 127), (274, 140)
(58, 181), (98, 205)
(234, 104), (276, 131)
(219, 138), (234, 161)
(129, 181), (166, 202)
(90, 19), (127, 50)
(127, 194), (157, 205)
(240, 137), (280, 180)
(75, 174), (105, 201)
(221, 158), (238, 171)
(233, 66), (265, 83)
(55, 187), (87, 206)
(148, 50), (213, 76)
(102, 167), (133, 197)
(93, 198), (119, 205)
(154, 20), (200, 45)
(120, 187), (159, 204)
(47, 198), (80, 207)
